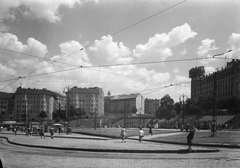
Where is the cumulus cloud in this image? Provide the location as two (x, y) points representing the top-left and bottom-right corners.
(0, 32), (48, 61)
(197, 38), (218, 64)
(133, 23), (197, 63)
(0, 0), (83, 23)
(88, 35), (132, 65)
(0, 31), (171, 96)
(228, 33), (240, 59)
(205, 66), (215, 74)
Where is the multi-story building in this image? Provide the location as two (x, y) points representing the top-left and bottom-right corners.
(105, 93), (144, 118)
(65, 86), (104, 118)
(144, 98), (160, 116)
(14, 87), (66, 122)
(190, 59), (240, 101)
(0, 92), (14, 122)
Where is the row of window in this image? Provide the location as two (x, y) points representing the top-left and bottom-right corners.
(0, 101), (7, 104)
(16, 100), (46, 104)
(16, 110), (49, 114)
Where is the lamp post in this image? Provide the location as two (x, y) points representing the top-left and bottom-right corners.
(0, 109), (2, 126)
(179, 94), (187, 124)
(63, 86), (70, 119)
(94, 107), (97, 130)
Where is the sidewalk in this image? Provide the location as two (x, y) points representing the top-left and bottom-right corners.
(0, 131), (219, 153)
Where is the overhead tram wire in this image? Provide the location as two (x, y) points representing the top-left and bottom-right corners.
(84, 56), (219, 68)
(0, 72), (18, 77)
(21, 56), (217, 81)
(0, 79), (19, 91)
(1, 0), (188, 78)
(122, 81), (191, 96)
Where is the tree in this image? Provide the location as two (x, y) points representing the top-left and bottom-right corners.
(69, 104), (76, 118)
(132, 106), (137, 115)
(185, 98), (199, 115)
(156, 94), (175, 120)
(174, 102), (182, 115)
(39, 111), (47, 121)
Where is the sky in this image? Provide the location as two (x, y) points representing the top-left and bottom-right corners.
(0, 0), (240, 102)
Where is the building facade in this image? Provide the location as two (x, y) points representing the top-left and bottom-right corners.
(190, 59), (240, 101)
(0, 92), (14, 122)
(105, 93), (145, 118)
(14, 87), (66, 122)
(144, 98), (160, 116)
(65, 86), (104, 118)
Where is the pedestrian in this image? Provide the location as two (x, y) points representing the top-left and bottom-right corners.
(50, 127), (54, 139)
(14, 126), (17, 136)
(40, 128), (45, 139)
(120, 126), (126, 143)
(187, 125), (198, 151)
(139, 127), (144, 142)
(148, 125), (153, 136)
(61, 127), (64, 135)
(58, 126), (61, 135)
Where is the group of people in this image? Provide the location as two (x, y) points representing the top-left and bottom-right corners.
(120, 125), (198, 151)
(120, 126), (153, 143)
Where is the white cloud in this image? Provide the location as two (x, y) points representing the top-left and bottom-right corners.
(174, 75), (190, 83)
(89, 35), (132, 65)
(0, 32), (48, 61)
(205, 66), (215, 74)
(197, 38), (218, 64)
(0, 0), (83, 23)
(228, 33), (240, 59)
(133, 23), (197, 63)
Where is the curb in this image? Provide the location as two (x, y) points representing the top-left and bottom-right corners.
(0, 136), (219, 154)
(72, 131), (240, 149)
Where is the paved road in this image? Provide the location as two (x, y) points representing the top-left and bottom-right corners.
(1, 133), (240, 167)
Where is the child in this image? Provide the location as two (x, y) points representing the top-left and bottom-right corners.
(139, 127), (144, 142)
(121, 127), (126, 143)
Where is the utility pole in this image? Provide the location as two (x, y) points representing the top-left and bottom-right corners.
(94, 107), (97, 130)
(63, 86), (70, 119)
(124, 99), (126, 127)
(0, 109), (2, 126)
(211, 72), (217, 137)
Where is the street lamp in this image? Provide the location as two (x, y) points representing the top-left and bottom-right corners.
(63, 86), (70, 119)
(0, 109), (2, 126)
(179, 94), (188, 124)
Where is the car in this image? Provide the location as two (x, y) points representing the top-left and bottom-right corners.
(0, 126), (3, 131)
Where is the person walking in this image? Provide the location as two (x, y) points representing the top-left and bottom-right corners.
(40, 128), (45, 139)
(50, 127), (54, 139)
(148, 126), (153, 136)
(13, 126), (17, 136)
(139, 127), (144, 142)
(187, 125), (198, 151)
(120, 126), (126, 143)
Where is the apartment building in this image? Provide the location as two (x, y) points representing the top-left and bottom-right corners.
(105, 93), (144, 118)
(65, 86), (104, 118)
(0, 92), (14, 122)
(190, 59), (240, 101)
(14, 87), (66, 122)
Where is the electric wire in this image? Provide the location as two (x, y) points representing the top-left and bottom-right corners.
(0, 79), (19, 91)
(0, 0), (188, 78)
